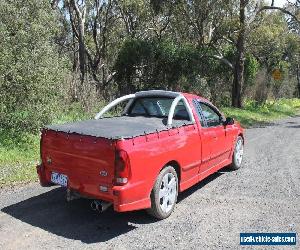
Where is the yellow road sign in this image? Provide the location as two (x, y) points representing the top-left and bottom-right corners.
(272, 69), (282, 81)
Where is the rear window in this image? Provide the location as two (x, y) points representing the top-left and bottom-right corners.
(127, 97), (190, 120)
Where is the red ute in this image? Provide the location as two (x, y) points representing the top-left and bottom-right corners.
(37, 90), (244, 219)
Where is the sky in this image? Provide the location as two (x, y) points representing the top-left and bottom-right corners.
(274, 0), (287, 6)
(270, 0), (296, 7)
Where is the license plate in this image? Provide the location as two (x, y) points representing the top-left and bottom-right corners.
(51, 172), (68, 187)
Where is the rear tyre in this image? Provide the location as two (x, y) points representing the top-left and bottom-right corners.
(229, 136), (244, 170)
(147, 166), (178, 220)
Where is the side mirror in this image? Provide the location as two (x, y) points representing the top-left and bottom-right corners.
(224, 117), (234, 126)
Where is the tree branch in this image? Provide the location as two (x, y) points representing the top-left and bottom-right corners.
(71, 0), (82, 21)
(212, 55), (234, 69)
(257, 6), (300, 24)
(69, 7), (80, 39)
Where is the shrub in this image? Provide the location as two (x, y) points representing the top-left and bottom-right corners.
(0, 0), (68, 133)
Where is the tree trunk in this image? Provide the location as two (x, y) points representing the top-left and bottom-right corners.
(77, 20), (86, 83)
(232, 0), (246, 108)
(70, 0), (86, 83)
(297, 63), (300, 98)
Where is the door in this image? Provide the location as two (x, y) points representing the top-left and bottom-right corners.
(197, 102), (231, 171)
(192, 100), (211, 173)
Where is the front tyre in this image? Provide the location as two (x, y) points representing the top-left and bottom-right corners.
(147, 166), (178, 219)
(229, 136), (244, 170)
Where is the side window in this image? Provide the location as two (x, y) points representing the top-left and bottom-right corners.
(200, 103), (222, 127)
(192, 99), (205, 127)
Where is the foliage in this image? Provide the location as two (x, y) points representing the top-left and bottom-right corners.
(0, 129), (39, 186)
(246, 11), (300, 103)
(0, 0), (68, 133)
(222, 98), (300, 127)
(244, 54), (260, 86)
(114, 38), (232, 104)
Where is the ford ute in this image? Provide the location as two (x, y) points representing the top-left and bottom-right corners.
(37, 90), (244, 219)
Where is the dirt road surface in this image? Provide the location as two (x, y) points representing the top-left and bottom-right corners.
(0, 116), (299, 249)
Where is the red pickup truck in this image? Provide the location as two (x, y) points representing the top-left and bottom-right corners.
(37, 90), (244, 219)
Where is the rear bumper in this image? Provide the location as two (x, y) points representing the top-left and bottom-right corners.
(36, 164), (151, 212)
(111, 183), (151, 212)
(36, 164), (53, 187)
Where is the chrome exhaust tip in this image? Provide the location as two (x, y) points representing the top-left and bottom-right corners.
(98, 201), (112, 212)
(91, 200), (112, 212)
(90, 200), (98, 211)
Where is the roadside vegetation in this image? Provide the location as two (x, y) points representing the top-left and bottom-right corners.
(223, 98), (300, 127)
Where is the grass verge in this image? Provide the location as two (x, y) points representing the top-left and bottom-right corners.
(1, 98), (300, 187)
(222, 98), (300, 127)
(0, 132), (39, 187)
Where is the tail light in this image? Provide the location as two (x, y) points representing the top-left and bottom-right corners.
(114, 150), (131, 185)
(40, 130), (44, 165)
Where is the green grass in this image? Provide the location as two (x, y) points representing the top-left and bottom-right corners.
(1, 98), (300, 187)
(222, 98), (300, 128)
(0, 131), (40, 186)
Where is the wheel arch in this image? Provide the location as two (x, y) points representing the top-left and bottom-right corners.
(147, 160), (180, 219)
(163, 160), (181, 183)
(238, 133), (244, 144)
(148, 160), (181, 199)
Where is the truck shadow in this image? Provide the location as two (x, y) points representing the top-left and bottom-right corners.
(177, 171), (223, 202)
(1, 188), (142, 243)
(1, 172), (223, 244)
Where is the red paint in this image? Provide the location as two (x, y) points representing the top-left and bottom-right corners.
(37, 93), (243, 212)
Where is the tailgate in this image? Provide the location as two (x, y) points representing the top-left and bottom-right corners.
(41, 129), (115, 199)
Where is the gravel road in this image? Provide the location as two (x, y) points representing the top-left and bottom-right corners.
(0, 115), (299, 249)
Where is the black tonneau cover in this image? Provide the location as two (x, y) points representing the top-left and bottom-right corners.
(46, 116), (193, 140)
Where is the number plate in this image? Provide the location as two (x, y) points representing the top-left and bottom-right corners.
(51, 172), (68, 187)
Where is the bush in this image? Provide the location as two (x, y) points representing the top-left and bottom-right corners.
(114, 38), (230, 99)
(0, 0), (68, 133)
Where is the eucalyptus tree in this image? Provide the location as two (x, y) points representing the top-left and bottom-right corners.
(230, 0), (300, 107)
(49, 0), (300, 106)
(51, 0), (118, 90)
